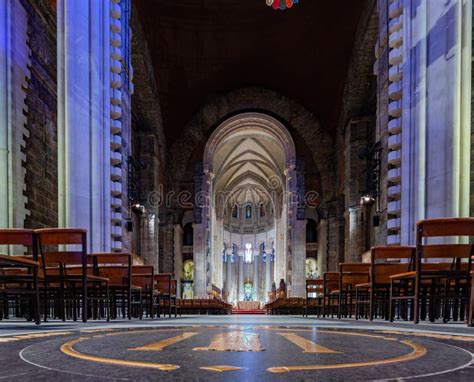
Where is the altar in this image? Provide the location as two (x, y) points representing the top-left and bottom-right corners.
(237, 301), (260, 310)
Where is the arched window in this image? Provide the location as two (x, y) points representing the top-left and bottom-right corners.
(305, 258), (318, 279)
(231, 205), (238, 218)
(183, 223), (193, 246)
(306, 219), (317, 243)
(244, 243), (253, 263)
(259, 204), (265, 217)
(245, 205), (252, 219)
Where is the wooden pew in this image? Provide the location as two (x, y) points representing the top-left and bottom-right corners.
(354, 246), (414, 320)
(0, 229), (40, 324)
(36, 229), (109, 323)
(390, 218), (474, 324)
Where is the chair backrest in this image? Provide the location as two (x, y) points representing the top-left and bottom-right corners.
(132, 265), (154, 290)
(155, 273), (172, 295)
(35, 229), (87, 276)
(0, 229), (35, 246)
(89, 252), (132, 285)
(416, 218), (474, 273)
(306, 279), (323, 298)
(0, 229), (36, 260)
(323, 272), (339, 294)
(339, 263), (370, 288)
(371, 246), (415, 262)
(417, 218), (474, 238)
(370, 246), (415, 284)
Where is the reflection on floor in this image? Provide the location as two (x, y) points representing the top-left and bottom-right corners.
(1, 316), (473, 381)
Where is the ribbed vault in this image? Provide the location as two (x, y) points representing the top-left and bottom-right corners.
(205, 113), (294, 221)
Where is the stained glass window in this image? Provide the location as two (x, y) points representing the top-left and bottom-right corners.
(244, 242), (252, 263)
(245, 205), (252, 219)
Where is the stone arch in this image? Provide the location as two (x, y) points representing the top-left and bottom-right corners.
(168, 87), (336, 203)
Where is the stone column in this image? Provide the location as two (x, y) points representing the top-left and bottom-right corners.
(225, 247), (233, 302)
(292, 219), (307, 297)
(253, 252), (259, 301)
(237, 249), (244, 301)
(173, 224), (183, 298)
(345, 206), (366, 263)
(397, 0), (472, 244)
(344, 118), (371, 259)
(193, 222), (207, 298)
(284, 162), (297, 295)
(0, 0), (29, 239)
(57, 0), (112, 252)
(265, 242), (272, 302)
(274, 217), (286, 286)
(317, 219), (328, 274)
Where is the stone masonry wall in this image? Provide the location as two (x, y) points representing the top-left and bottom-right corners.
(22, 0), (58, 229)
(471, 9), (474, 219)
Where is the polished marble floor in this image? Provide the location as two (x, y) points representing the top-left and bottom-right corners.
(0, 316), (473, 381)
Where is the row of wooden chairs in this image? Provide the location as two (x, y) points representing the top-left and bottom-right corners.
(177, 299), (232, 315)
(0, 228), (178, 324)
(300, 218), (474, 326)
(264, 297), (305, 315)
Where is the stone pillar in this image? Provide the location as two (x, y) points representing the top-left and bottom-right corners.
(173, 224), (183, 298)
(0, 0), (29, 238)
(225, 247), (233, 303)
(274, 217), (286, 286)
(193, 222), (207, 298)
(265, 245), (272, 302)
(344, 118), (371, 259)
(57, 0), (112, 252)
(396, 0), (472, 244)
(237, 249), (244, 301)
(345, 206), (367, 263)
(253, 252), (259, 301)
(317, 219), (328, 274)
(292, 219), (307, 297)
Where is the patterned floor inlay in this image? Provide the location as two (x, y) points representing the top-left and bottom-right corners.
(0, 323), (472, 381)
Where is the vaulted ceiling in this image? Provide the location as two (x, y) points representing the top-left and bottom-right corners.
(213, 132), (285, 216)
(134, 0), (368, 144)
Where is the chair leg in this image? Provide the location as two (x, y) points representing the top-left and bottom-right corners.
(389, 281), (394, 323)
(468, 276), (474, 327)
(33, 268), (41, 325)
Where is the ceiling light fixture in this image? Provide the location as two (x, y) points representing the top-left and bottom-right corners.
(266, 0), (299, 11)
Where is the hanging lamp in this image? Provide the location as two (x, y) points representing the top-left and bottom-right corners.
(266, 0), (299, 11)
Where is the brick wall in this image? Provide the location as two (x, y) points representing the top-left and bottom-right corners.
(22, 0), (58, 229)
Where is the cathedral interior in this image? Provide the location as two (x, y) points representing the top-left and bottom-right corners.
(0, 0), (474, 381)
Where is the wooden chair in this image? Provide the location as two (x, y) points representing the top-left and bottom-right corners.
(323, 272), (339, 317)
(304, 279), (323, 317)
(0, 229), (40, 324)
(36, 228), (109, 322)
(154, 273), (177, 317)
(354, 246), (414, 320)
(468, 255), (474, 326)
(338, 263), (370, 318)
(89, 252), (141, 320)
(132, 265), (155, 318)
(390, 218), (474, 324)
